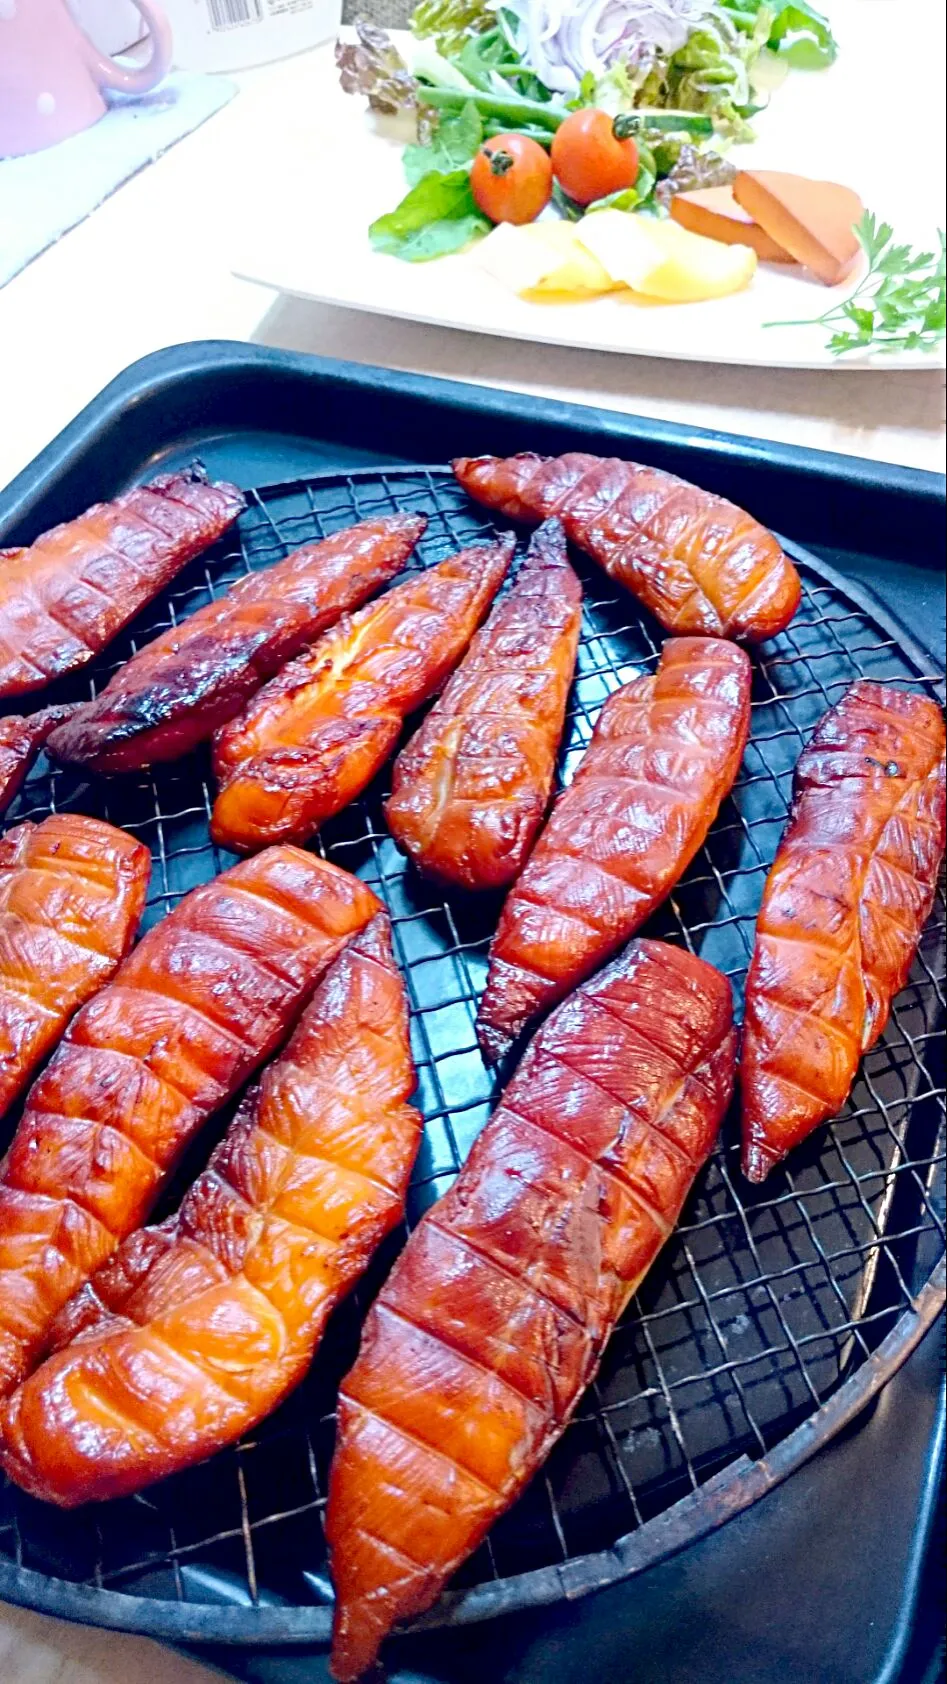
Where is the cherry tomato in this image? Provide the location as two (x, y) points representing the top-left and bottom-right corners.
(550, 109), (640, 207)
(470, 134), (553, 226)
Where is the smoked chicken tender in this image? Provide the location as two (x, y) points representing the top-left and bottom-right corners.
(742, 680), (946, 1182)
(1, 913), (420, 1507)
(0, 847), (380, 1396)
(327, 937), (736, 1680)
(211, 534), (515, 853)
(0, 814), (149, 1119)
(386, 518), (581, 890)
(47, 515), (425, 773)
(477, 636), (752, 1061)
(454, 450), (800, 643)
(0, 467), (245, 697)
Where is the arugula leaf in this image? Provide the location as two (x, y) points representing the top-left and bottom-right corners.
(767, 212), (946, 356)
(370, 168), (490, 262)
(403, 101), (483, 187)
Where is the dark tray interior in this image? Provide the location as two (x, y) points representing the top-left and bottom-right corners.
(0, 345), (943, 1677)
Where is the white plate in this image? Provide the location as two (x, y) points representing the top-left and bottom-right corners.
(232, 4), (945, 371)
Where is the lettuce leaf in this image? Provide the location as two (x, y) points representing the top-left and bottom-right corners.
(410, 0), (493, 58)
(585, 150), (658, 215)
(765, 2), (838, 67)
(403, 100), (483, 186)
(370, 168), (490, 261)
(336, 22), (419, 117)
(658, 14), (761, 138)
(717, 0), (837, 68)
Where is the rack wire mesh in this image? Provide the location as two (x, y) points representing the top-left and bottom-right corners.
(0, 465), (943, 1640)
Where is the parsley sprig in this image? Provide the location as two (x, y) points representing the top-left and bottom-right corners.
(768, 212), (946, 355)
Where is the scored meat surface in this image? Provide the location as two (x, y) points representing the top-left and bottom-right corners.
(477, 636), (752, 1061)
(741, 680), (946, 1181)
(0, 815), (150, 1119)
(326, 937), (736, 1680)
(47, 515), (425, 773)
(1, 913), (421, 1507)
(386, 518), (582, 890)
(211, 534), (515, 853)
(454, 451), (800, 643)
(0, 848), (380, 1397)
(0, 467), (245, 698)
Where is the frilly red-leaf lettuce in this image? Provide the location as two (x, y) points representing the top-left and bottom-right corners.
(335, 22), (421, 116)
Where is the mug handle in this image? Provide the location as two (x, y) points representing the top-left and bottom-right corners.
(79, 1), (173, 96)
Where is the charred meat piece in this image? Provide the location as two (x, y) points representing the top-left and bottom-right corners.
(478, 637), (751, 1061)
(47, 515), (425, 774)
(0, 847), (380, 1397)
(0, 815), (149, 1120)
(385, 519), (582, 891)
(1, 913), (421, 1507)
(0, 467), (245, 698)
(211, 535), (515, 854)
(453, 451), (800, 643)
(0, 706), (74, 817)
(326, 938), (736, 1680)
(741, 681), (946, 1182)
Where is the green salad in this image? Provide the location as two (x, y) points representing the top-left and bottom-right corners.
(337, 0), (837, 261)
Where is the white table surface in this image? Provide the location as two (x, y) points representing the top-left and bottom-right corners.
(0, 32), (944, 1684)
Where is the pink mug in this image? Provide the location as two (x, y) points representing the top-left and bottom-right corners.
(0, 0), (173, 158)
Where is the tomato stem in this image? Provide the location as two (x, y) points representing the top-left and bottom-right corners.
(612, 114), (638, 142)
(485, 147), (515, 177)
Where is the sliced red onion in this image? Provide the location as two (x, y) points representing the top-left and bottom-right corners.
(497, 0), (711, 96)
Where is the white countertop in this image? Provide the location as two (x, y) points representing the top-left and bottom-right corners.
(0, 31), (944, 1684)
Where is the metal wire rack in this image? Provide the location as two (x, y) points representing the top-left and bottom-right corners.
(0, 465), (943, 1645)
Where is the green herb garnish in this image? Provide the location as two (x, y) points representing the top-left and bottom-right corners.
(768, 213), (946, 356)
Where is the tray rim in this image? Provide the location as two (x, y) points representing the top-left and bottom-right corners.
(0, 347), (943, 1649)
(1, 342), (944, 550)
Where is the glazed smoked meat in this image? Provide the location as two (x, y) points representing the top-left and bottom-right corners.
(454, 451), (800, 643)
(327, 937), (736, 1680)
(386, 518), (582, 890)
(741, 680), (946, 1181)
(477, 636), (751, 1061)
(0, 848), (380, 1397)
(0, 467), (245, 698)
(47, 514), (425, 774)
(211, 534), (515, 853)
(1, 913), (421, 1506)
(0, 815), (149, 1119)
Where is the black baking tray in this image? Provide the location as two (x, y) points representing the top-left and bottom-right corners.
(189, 1318), (946, 1684)
(0, 342), (943, 1684)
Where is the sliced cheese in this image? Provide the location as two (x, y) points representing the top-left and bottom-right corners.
(670, 187), (794, 262)
(475, 221), (614, 296)
(575, 211), (757, 303)
(733, 170), (863, 285)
